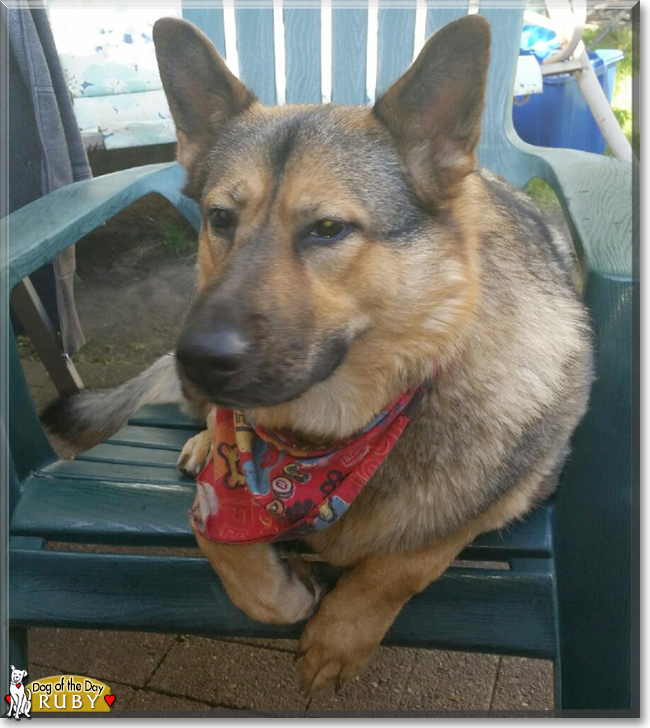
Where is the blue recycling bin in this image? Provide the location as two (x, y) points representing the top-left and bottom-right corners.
(513, 48), (624, 154)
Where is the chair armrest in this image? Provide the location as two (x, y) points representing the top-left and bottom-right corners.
(4, 162), (199, 486)
(4, 162), (199, 291)
(518, 145), (633, 279)
(513, 146), (635, 708)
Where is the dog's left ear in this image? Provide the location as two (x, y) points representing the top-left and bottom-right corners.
(373, 14), (491, 206)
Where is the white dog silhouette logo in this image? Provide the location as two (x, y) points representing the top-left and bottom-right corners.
(5, 666), (31, 720)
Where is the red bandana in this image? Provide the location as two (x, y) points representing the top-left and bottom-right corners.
(191, 380), (431, 544)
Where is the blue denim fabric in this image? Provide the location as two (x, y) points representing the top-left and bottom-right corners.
(5, 0), (90, 352)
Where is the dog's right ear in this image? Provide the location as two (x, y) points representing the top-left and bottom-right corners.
(153, 18), (257, 199)
(373, 15), (490, 207)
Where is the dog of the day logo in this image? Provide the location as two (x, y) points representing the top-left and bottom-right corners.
(5, 666), (31, 719)
(5, 671), (114, 717)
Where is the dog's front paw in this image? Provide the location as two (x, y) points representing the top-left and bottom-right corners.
(297, 593), (383, 695)
(178, 430), (213, 476)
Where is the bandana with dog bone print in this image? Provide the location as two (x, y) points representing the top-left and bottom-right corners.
(191, 379), (432, 544)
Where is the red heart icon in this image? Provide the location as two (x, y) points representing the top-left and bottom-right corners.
(104, 695), (115, 707)
(5, 695), (10, 704)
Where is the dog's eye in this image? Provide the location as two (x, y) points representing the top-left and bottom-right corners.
(308, 219), (351, 242)
(210, 207), (236, 234)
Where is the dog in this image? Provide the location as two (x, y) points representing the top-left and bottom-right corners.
(7, 666), (31, 719)
(42, 15), (593, 696)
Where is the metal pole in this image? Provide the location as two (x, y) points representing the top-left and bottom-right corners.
(574, 46), (634, 163)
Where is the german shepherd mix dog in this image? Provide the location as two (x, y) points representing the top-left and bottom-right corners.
(44, 15), (593, 695)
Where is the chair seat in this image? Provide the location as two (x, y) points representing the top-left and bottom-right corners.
(12, 404), (554, 557)
(10, 404), (557, 658)
(12, 404), (201, 546)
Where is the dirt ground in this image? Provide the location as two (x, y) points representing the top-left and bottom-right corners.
(72, 192), (197, 367)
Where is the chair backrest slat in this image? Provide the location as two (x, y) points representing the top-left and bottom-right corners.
(376, 1), (416, 98)
(234, 5), (277, 105)
(182, 7), (227, 57)
(181, 1), (526, 181)
(477, 6), (524, 178)
(284, 6), (322, 104)
(332, 6), (368, 105)
(426, 3), (470, 37)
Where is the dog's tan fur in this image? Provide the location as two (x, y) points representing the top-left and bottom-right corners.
(42, 15), (593, 696)
(157, 14), (593, 694)
(157, 15), (592, 693)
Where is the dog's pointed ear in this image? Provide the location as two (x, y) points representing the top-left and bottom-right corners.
(153, 17), (257, 199)
(373, 14), (490, 206)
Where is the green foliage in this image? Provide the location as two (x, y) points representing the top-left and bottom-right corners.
(70, 340), (153, 365)
(16, 335), (38, 362)
(584, 23), (632, 77)
(525, 178), (561, 210)
(160, 222), (195, 256)
(583, 22), (633, 147)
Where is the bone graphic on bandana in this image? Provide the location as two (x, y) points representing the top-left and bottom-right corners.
(216, 442), (246, 489)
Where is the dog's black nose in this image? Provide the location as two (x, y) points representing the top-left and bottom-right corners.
(176, 325), (249, 382)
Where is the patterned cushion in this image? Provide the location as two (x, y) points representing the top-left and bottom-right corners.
(46, 6), (181, 149)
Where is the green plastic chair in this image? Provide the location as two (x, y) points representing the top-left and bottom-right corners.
(3, 2), (634, 712)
